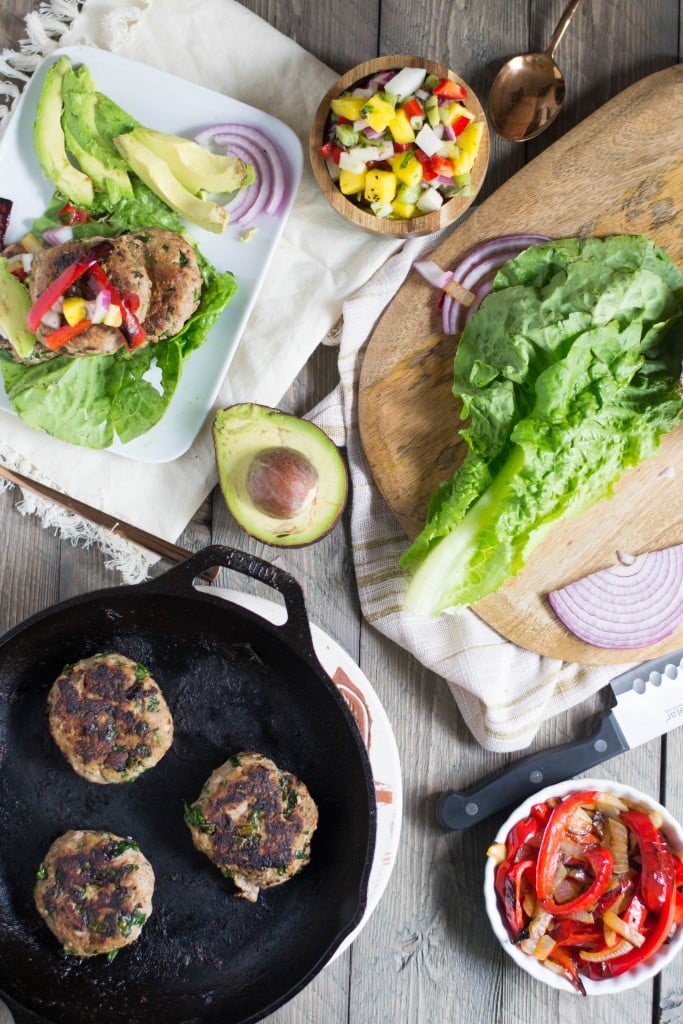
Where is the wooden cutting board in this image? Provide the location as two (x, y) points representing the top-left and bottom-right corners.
(358, 64), (683, 666)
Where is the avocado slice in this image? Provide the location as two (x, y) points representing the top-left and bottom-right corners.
(213, 404), (348, 547)
(0, 259), (36, 360)
(61, 65), (134, 203)
(128, 127), (255, 195)
(113, 132), (229, 233)
(33, 55), (94, 208)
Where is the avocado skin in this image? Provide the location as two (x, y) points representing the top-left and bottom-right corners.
(113, 133), (229, 233)
(213, 403), (348, 548)
(0, 260), (36, 360)
(33, 56), (94, 208)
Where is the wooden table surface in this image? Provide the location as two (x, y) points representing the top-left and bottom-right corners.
(1, 1), (682, 1022)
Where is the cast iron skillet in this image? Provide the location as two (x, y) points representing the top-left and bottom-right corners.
(0, 546), (377, 1024)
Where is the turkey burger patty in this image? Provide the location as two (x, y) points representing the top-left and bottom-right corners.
(47, 652), (174, 784)
(184, 751), (319, 902)
(34, 829), (154, 958)
(26, 227), (202, 358)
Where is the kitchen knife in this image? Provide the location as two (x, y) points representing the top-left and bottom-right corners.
(436, 648), (683, 831)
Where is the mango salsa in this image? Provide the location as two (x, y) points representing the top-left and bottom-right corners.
(320, 66), (485, 220)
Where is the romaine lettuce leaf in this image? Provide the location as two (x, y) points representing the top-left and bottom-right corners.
(402, 235), (683, 615)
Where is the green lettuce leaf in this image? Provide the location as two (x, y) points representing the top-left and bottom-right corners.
(402, 235), (683, 615)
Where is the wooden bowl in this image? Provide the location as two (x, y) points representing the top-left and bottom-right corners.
(309, 55), (490, 237)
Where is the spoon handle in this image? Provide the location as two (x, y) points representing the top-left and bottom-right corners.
(545, 0), (584, 58)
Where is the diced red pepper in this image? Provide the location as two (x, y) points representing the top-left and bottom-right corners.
(621, 809), (676, 912)
(58, 203), (89, 226)
(401, 97), (424, 121)
(429, 154), (455, 179)
(88, 263), (146, 351)
(43, 318), (93, 351)
(452, 114), (473, 135)
(432, 78), (467, 100)
(319, 140), (344, 164)
(27, 240), (113, 333)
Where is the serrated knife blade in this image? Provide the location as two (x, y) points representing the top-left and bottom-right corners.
(436, 648), (683, 831)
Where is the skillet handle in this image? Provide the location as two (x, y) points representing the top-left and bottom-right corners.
(143, 544), (317, 658)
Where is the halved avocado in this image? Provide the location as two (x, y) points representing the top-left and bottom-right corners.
(213, 404), (348, 547)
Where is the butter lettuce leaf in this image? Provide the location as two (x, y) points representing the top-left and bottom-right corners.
(403, 235), (683, 615)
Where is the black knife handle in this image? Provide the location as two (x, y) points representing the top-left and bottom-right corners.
(436, 712), (629, 831)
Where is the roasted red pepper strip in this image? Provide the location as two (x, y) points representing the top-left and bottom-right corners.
(541, 846), (614, 917)
(88, 263), (146, 351)
(432, 78), (467, 100)
(605, 882), (676, 977)
(27, 240), (113, 333)
(620, 810), (676, 912)
(43, 318), (93, 351)
(505, 813), (543, 861)
(499, 858), (536, 937)
(535, 789), (600, 911)
(551, 919), (604, 948)
(547, 946), (586, 996)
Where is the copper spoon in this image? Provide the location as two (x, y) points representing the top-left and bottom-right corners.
(488, 0), (585, 142)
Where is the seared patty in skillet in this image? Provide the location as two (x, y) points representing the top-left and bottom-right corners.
(185, 751), (319, 902)
(34, 829), (154, 958)
(47, 652), (174, 784)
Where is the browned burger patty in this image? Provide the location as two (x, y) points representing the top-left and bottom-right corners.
(185, 751), (319, 902)
(47, 652), (174, 784)
(34, 829), (154, 958)
(28, 228), (202, 356)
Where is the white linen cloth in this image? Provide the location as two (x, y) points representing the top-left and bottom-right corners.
(0, 0), (617, 755)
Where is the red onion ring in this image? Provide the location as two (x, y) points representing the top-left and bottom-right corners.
(194, 123), (287, 227)
(440, 234), (552, 334)
(548, 545), (683, 649)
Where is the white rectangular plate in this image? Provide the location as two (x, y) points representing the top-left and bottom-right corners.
(0, 45), (303, 463)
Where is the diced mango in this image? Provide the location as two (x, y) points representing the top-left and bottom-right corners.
(451, 121), (484, 175)
(389, 151), (423, 189)
(391, 198), (417, 219)
(62, 296), (87, 325)
(364, 169), (397, 205)
(339, 167), (366, 195)
(362, 93), (397, 133)
(387, 107), (415, 144)
(439, 101), (474, 127)
(330, 96), (367, 122)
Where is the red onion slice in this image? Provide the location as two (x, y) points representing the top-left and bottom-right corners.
(194, 123), (287, 227)
(440, 233), (552, 335)
(548, 545), (683, 649)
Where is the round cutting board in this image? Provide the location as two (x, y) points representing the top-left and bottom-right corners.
(358, 64), (683, 666)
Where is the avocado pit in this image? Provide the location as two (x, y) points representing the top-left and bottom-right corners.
(246, 446), (319, 520)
